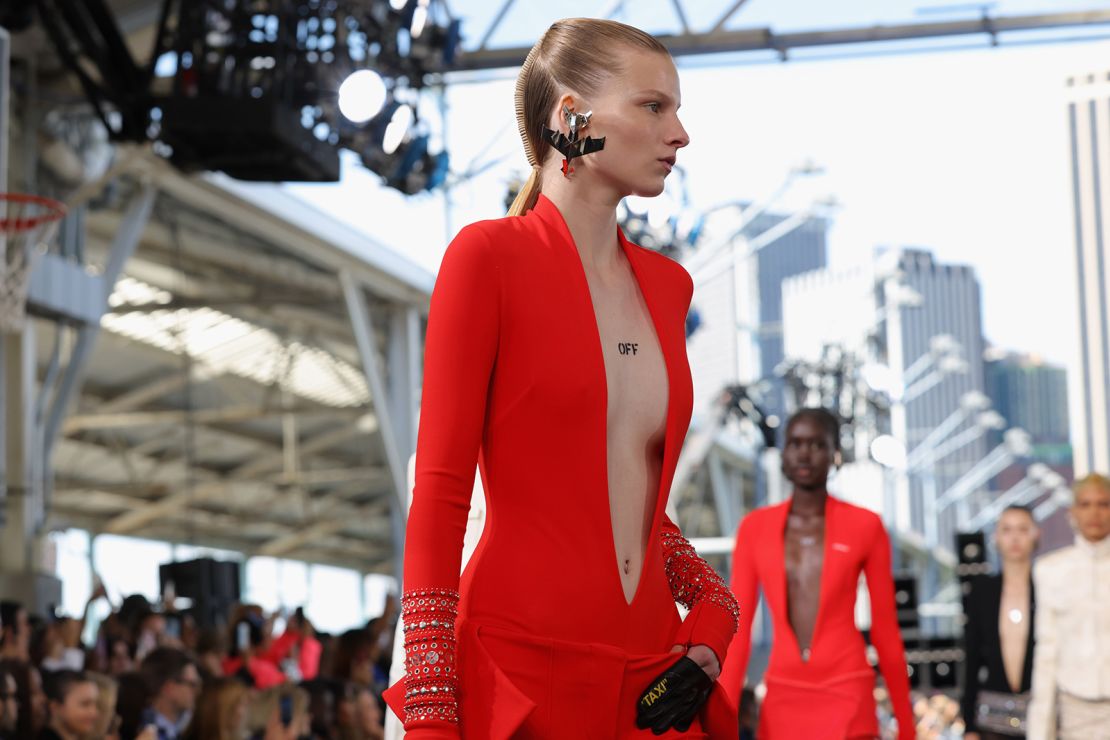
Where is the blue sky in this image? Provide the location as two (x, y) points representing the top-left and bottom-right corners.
(284, 2), (1110, 377)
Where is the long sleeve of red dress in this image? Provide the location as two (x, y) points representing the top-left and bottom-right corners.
(719, 513), (760, 701)
(400, 224), (499, 737)
(861, 515), (915, 739)
(661, 515), (740, 663)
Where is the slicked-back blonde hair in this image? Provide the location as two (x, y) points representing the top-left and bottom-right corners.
(508, 18), (670, 216)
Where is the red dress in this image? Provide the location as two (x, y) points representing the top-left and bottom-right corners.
(718, 496), (915, 740)
(382, 195), (739, 739)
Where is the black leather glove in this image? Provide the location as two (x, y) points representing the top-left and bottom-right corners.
(635, 656), (713, 735)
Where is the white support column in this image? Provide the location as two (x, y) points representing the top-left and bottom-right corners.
(1, 327), (38, 572)
(40, 185), (156, 523)
(341, 272), (409, 582)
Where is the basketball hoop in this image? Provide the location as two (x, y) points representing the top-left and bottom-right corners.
(0, 193), (67, 332)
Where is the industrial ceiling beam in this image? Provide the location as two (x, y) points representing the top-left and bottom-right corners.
(452, 10), (1110, 70)
(709, 0), (755, 34)
(63, 405), (362, 434)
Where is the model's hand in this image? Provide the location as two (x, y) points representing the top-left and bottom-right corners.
(636, 656), (713, 735)
(964, 733), (980, 740)
(676, 643), (720, 681)
(670, 643), (720, 681)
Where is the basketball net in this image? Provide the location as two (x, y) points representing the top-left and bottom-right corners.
(0, 194), (66, 333)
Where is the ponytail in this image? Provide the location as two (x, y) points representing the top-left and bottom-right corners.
(508, 165), (542, 216)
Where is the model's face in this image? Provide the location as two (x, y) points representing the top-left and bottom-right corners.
(782, 417), (835, 490)
(54, 682), (99, 736)
(1072, 482), (1110, 542)
(995, 509), (1038, 562)
(548, 48), (689, 198)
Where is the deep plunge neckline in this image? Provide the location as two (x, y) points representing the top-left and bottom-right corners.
(539, 196), (673, 608)
(780, 498), (832, 662)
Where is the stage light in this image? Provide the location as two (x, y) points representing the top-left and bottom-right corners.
(382, 104), (414, 154)
(39, 0), (459, 186)
(410, 4), (429, 38)
(338, 69), (387, 123)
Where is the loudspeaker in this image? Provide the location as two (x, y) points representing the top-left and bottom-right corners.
(159, 558), (240, 628)
(955, 531), (990, 577)
(904, 634), (963, 690)
(892, 574), (919, 632)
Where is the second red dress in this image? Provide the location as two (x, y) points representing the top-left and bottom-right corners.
(719, 496), (915, 740)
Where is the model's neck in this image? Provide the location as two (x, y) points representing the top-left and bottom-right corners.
(1001, 558), (1032, 584)
(790, 488), (829, 514)
(540, 178), (621, 269)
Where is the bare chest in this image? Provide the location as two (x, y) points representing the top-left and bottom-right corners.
(585, 272), (668, 438)
(784, 515), (826, 588)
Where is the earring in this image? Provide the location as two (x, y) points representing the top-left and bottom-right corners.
(542, 104), (606, 177)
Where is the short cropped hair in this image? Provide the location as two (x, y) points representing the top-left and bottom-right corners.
(42, 669), (94, 704)
(785, 408), (841, 451)
(140, 647), (196, 694)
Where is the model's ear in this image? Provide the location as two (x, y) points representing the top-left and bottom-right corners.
(551, 94), (583, 131)
(834, 451), (843, 469)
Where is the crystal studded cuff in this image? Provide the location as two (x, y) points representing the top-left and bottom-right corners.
(661, 529), (740, 633)
(401, 587), (460, 727)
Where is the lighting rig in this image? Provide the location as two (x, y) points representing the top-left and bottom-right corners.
(32, 0), (460, 191)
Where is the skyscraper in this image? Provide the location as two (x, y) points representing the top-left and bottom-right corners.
(984, 349), (1071, 464)
(782, 248), (989, 547)
(1065, 71), (1110, 477)
(684, 210), (827, 419)
(750, 211), (828, 422)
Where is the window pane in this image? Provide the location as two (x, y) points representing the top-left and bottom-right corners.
(306, 564), (361, 633)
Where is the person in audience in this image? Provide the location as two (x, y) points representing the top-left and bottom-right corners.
(247, 686), (311, 740)
(0, 602), (30, 662)
(0, 664), (18, 739)
(39, 669), (99, 740)
(181, 677), (248, 740)
(193, 628), (227, 681)
(88, 672), (120, 740)
(0, 658), (47, 737)
(134, 611), (169, 663)
(139, 648), (200, 740)
(1027, 473), (1110, 739)
(962, 504), (1039, 740)
(114, 671), (157, 740)
(302, 679), (339, 740)
(351, 685), (384, 740)
(332, 682), (361, 740)
(223, 609), (285, 689)
(39, 618), (86, 673)
(330, 630), (374, 689)
(105, 637), (136, 678)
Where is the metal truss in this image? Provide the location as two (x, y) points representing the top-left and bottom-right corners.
(459, 8), (1110, 71)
